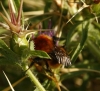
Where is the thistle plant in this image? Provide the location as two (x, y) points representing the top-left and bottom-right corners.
(1, 0), (100, 91)
(0, 0), (50, 91)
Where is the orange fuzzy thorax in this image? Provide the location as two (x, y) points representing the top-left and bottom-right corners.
(33, 34), (54, 53)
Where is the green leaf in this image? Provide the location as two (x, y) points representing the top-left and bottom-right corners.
(0, 39), (19, 65)
(13, 0), (20, 12)
(20, 46), (31, 62)
(65, 21), (82, 47)
(30, 50), (51, 59)
(21, 49), (50, 60)
(21, 48), (51, 63)
(71, 21), (89, 63)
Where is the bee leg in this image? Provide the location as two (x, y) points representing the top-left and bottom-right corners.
(25, 57), (42, 72)
(44, 61), (54, 76)
(25, 60), (35, 73)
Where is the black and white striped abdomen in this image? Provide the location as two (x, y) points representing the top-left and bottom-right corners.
(50, 46), (71, 66)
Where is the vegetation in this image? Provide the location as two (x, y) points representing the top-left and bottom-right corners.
(0, 0), (100, 91)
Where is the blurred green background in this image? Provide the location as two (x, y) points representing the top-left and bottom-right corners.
(0, 0), (100, 91)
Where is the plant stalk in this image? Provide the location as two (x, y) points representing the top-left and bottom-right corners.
(24, 65), (46, 91)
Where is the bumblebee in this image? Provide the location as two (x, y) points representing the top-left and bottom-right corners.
(29, 34), (71, 71)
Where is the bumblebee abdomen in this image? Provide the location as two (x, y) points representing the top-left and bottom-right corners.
(49, 46), (71, 67)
